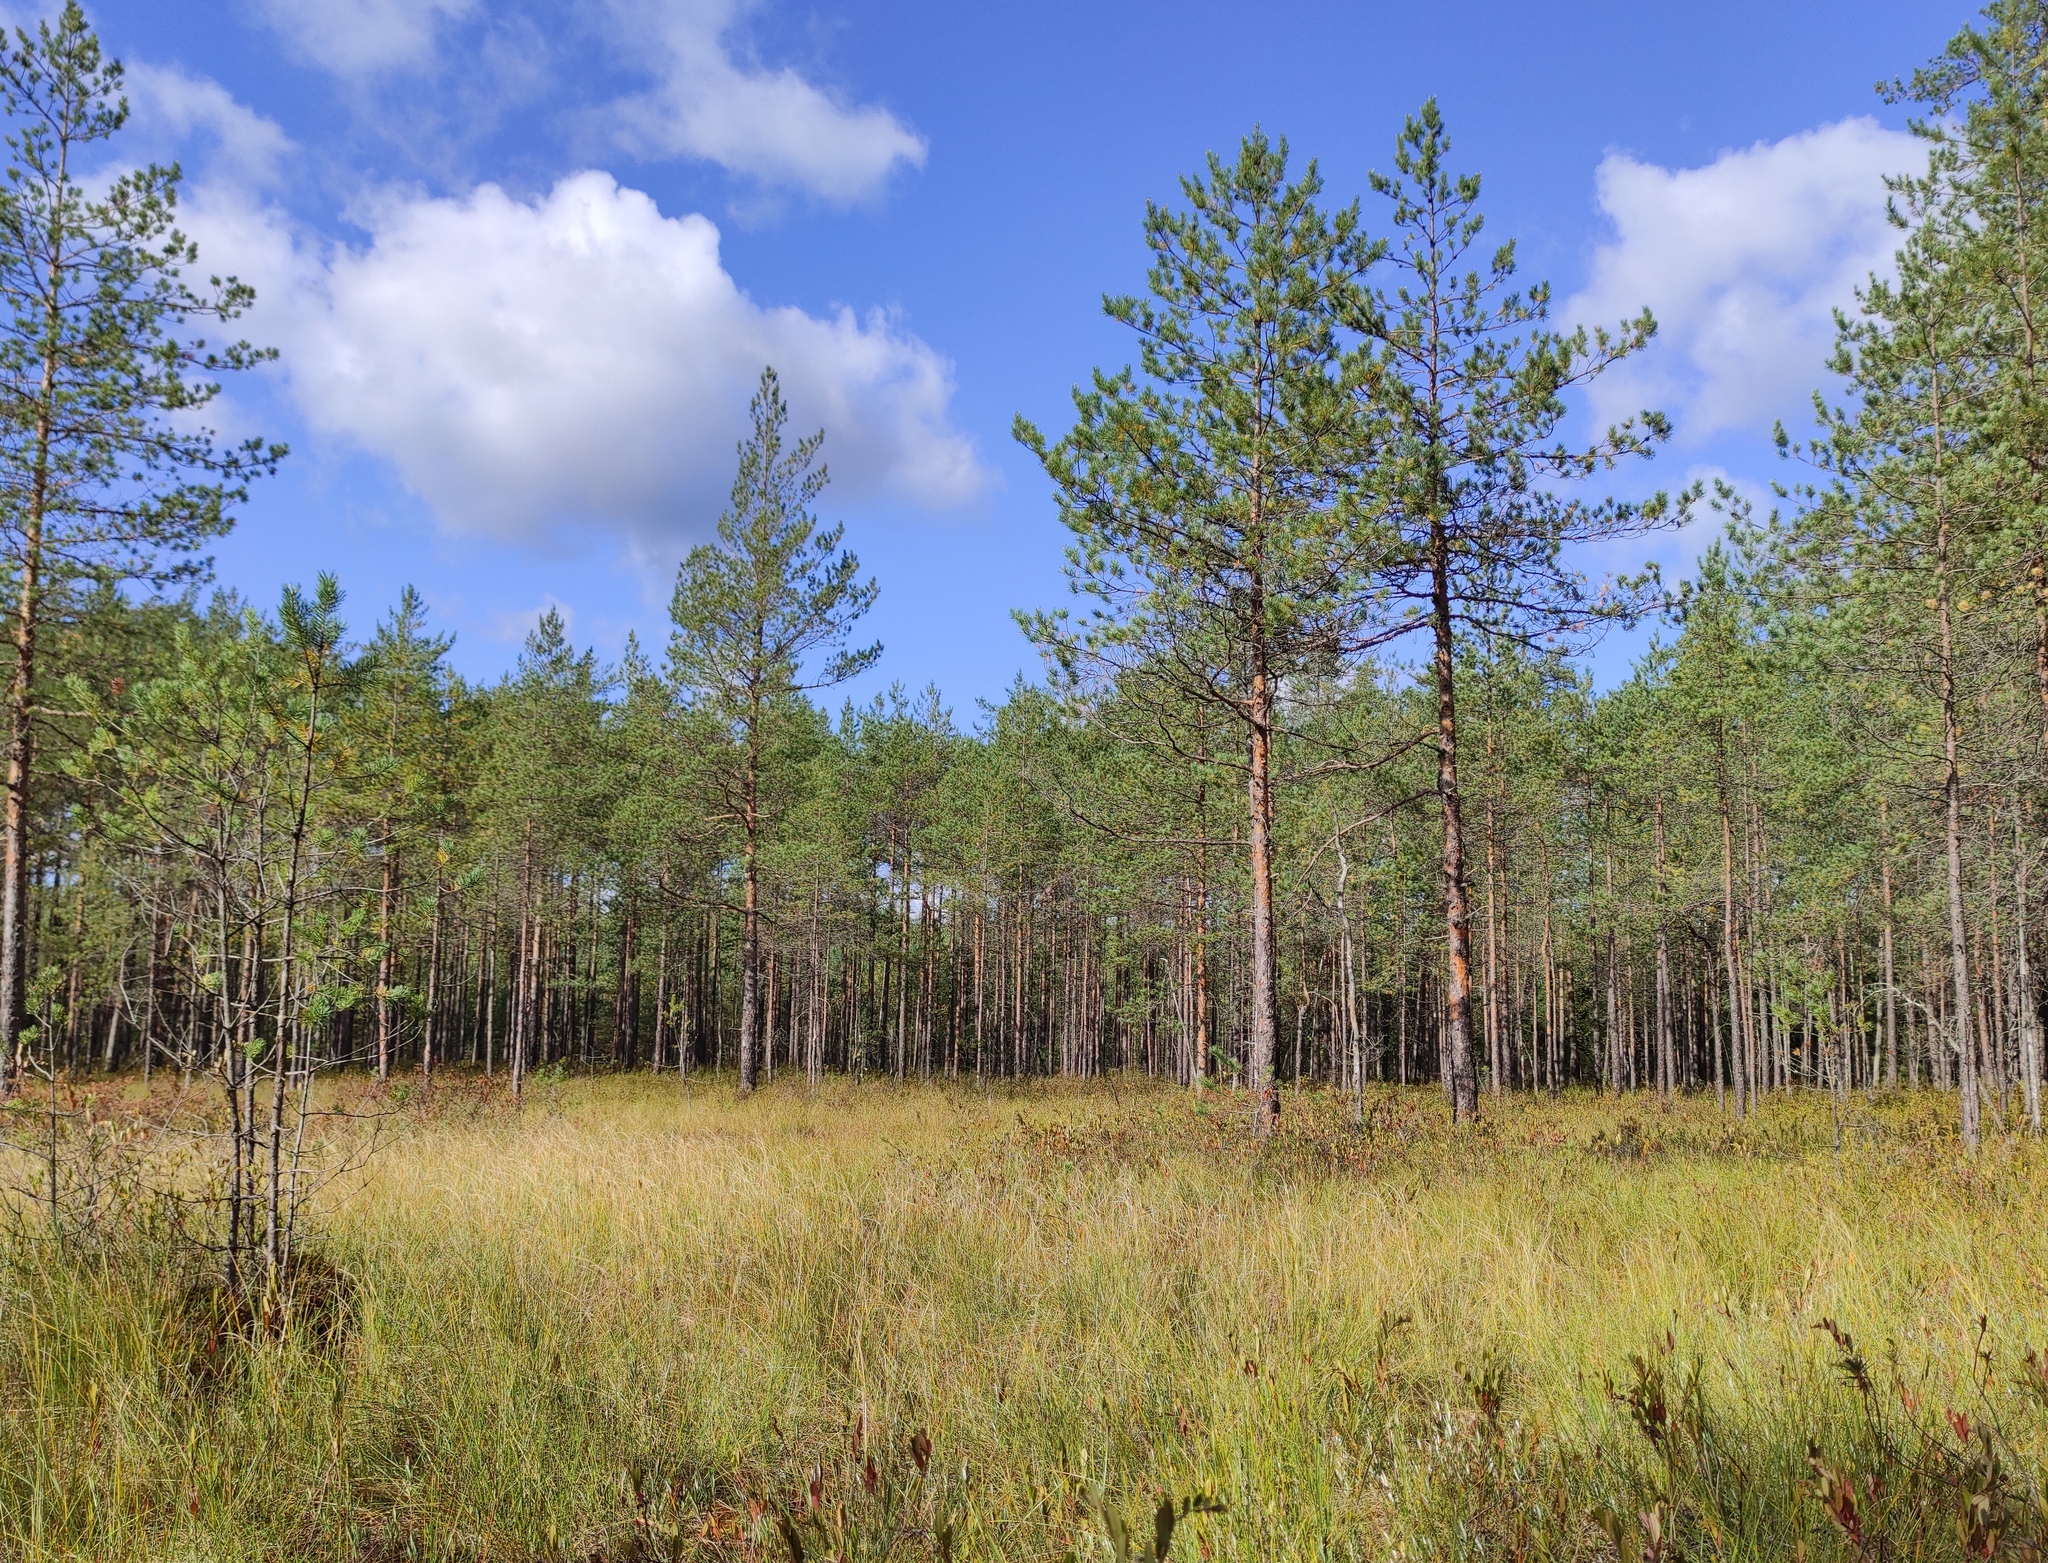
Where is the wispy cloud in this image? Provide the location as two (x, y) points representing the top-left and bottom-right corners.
(251, 0), (476, 78)
(245, 0), (927, 203)
(604, 0), (926, 202)
(127, 61), (295, 187)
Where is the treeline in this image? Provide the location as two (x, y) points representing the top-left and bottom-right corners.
(5, 2), (2048, 1166)
(22, 528), (2044, 1127)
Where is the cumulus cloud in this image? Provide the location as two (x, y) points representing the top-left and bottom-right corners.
(1566, 118), (1921, 441)
(606, 0), (926, 200)
(252, 0), (475, 78)
(206, 170), (984, 550)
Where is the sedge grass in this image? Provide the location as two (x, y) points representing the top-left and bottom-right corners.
(1, 1075), (2043, 1560)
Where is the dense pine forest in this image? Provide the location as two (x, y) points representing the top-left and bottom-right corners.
(8, 4), (2045, 1150)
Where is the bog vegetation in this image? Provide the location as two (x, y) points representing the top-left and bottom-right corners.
(11, 1080), (2048, 1562)
(3, 0), (2048, 1557)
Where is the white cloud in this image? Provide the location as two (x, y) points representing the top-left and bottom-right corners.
(253, 0), (475, 78)
(246, 0), (926, 201)
(1567, 118), (1921, 441)
(208, 170), (984, 550)
(127, 63), (294, 189)
(606, 0), (926, 200)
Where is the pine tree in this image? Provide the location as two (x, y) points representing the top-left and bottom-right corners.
(0, 4), (281, 1092)
(669, 367), (879, 1094)
(1017, 130), (1385, 1136)
(1344, 101), (1681, 1122)
(354, 588), (456, 1080)
(480, 610), (609, 1099)
(1787, 141), (1999, 1147)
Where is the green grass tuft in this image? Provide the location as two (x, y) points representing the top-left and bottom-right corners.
(3, 1077), (2045, 1559)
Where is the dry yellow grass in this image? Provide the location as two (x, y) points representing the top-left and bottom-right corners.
(3, 1075), (2045, 1559)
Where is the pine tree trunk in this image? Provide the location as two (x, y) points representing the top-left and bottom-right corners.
(1655, 797), (1674, 1100)
(1247, 638), (1278, 1135)
(2016, 804), (2041, 1133)
(0, 189), (67, 1101)
(1939, 554), (1981, 1147)
(1719, 765), (1749, 1119)
(141, 909), (162, 1084)
(421, 884), (443, 1080)
(652, 918), (669, 1073)
(1881, 797), (1898, 1088)
(60, 883), (83, 1080)
(1430, 531), (1478, 1122)
(376, 851), (396, 1081)
(740, 737), (760, 1092)
(512, 832), (532, 1102)
(1499, 807), (1515, 1097)
(1194, 783), (1209, 1091)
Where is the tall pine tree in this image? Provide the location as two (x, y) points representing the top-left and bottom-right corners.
(669, 367), (878, 1094)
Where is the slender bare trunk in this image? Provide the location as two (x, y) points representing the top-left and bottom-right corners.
(1717, 760), (1751, 1117)
(1939, 537), (1981, 1148)
(512, 831), (532, 1103)
(0, 131), (69, 1097)
(1486, 796), (1503, 1096)
(2014, 803), (2040, 1133)
(1335, 832), (1365, 1121)
(1247, 637), (1278, 1135)
(375, 851), (395, 1081)
(421, 879), (442, 1080)
(1648, 797), (1670, 1099)
(1193, 781), (1209, 1092)
(1430, 525), (1478, 1121)
(265, 668), (324, 1288)
(738, 699), (761, 1091)
(1881, 796), (1898, 1089)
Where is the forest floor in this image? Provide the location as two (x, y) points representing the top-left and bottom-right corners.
(4, 1074), (2048, 1560)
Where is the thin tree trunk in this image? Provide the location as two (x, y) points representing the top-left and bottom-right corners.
(1881, 797), (1899, 1089)
(2017, 801), (2041, 1133)
(1247, 636), (1279, 1135)
(739, 721), (760, 1092)
(421, 879), (443, 1080)
(0, 131), (69, 1098)
(1654, 797), (1674, 1100)
(1939, 522), (1981, 1147)
(1430, 526), (1478, 1121)
(376, 851), (396, 1081)
(1719, 763), (1749, 1118)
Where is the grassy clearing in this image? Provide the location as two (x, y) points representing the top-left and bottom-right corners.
(3, 1076), (2046, 1560)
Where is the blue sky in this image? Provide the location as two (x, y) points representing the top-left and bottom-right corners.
(76, 0), (1971, 714)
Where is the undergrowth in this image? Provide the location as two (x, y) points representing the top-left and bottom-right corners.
(1, 1075), (2043, 1560)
